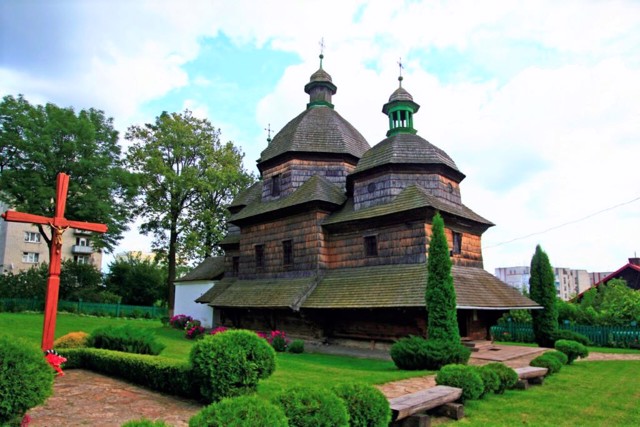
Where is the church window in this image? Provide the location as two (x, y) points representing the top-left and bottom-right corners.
(22, 252), (39, 263)
(272, 174), (281, 197)
(232, 256), (239, 275)
(24, 231), (41, 243)
(282, 240), (293, 267)
(452, 232), (462, 255)
(364, 235), (378, 257)
(255, 245), (265, 269)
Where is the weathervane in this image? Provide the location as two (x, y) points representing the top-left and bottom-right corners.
(265, 123), (272, 144)
(319, 37), (325, 68)
(397, 57), (404, 87)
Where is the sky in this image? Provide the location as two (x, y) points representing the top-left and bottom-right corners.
(1, 0), (639, 275)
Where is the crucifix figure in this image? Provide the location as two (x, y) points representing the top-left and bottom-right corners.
(1, 172), (107, 350)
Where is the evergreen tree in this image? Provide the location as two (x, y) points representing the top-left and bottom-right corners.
(425, 212), (460, 342)
(529, 245), (557, 347)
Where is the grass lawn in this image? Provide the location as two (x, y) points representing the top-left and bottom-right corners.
(455, 361), (640, 426)
(0, 312), (431, 391)
(495, 340), (640, 354)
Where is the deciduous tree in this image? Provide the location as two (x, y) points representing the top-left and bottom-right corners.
(125, 110), (254, 310)
(529, 244), (557, 347)
(0, 95), (137, 253)
(425, 212), (460, 342)
(103, 254), (167, 306)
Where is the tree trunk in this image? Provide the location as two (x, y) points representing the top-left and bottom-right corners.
(167, 220), (178, 313)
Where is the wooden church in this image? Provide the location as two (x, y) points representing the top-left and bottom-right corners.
(197, 57), (540, 346)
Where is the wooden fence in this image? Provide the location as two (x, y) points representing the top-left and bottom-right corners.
(0, 297), (168, 319)
(490, 322), (640, 348)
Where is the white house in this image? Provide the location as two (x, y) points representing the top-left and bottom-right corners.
(173, 256), (224, 328)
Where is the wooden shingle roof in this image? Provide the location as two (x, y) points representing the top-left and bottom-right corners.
(323, 184), (493, 226)
(174, 256), (225, 283)
(229, 175), (346, 224)
(229, 181), (262, 212)
(354, 133), (462, 178)
(302, 264), (541, 310)
(259, 106), (370, 164)
(206, 277), (315, 309)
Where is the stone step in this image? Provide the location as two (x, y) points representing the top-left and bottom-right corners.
(461, 340), (494, 352)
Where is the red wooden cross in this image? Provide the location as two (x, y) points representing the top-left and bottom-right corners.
(1, 172), (107, 350)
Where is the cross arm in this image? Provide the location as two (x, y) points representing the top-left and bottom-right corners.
(1, 210), (52, 225)
(66, 220), (108, 233)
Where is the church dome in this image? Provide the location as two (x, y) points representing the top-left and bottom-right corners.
(388, 86), (414, 102)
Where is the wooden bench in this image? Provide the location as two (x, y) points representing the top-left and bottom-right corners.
(389, 385), (463, 426)
(514, 366), (548, 389)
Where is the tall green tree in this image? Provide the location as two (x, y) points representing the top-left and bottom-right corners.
(425, 212), (460, 342)
(529, 244), (557, 347)
(104, 254), (166, 306)
(0, 95), (137, 253)
(125, 110), (254, 310)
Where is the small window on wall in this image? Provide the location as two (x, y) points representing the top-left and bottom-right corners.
(74, 255), (90, 264)
(22, 252), (39, 263)
(232, 257), (239, 275)
(255, 245), (265, 269)
(452, 231), (462, 255)
(272, 174), (281, 197)
(24, 232), (41, 243)
(282, 240), (293, 267)
(364, 235), (378, 257)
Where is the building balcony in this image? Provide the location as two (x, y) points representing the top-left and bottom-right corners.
(71, 245), (93, 255)
(74, 229), (93, 236)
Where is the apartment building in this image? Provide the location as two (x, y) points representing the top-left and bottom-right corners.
(0, 203), (102, 273)
(495, 265), (592, 301)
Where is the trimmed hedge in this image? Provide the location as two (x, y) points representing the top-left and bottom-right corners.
(61, 348), (198, 399)
(483, 363), (518, 394)
(190, 330), (276, 403)
(545, 350), (569, 365)
(332, 383), (391, 427)
(475, 365), (500, 397)
(551, 329), (591, 346)
(390, 336), (471, 370)
(189, 395), (288, 427)
(87, 324), (165, 355)
(0, 336), (54, 426)
(435, 364), (483, 401)
(288, 339), (305, 354)
(272, 386), (349, 427)
(53, 331), (89, 349)
(530, 354), (562, 374)
(555, 339), (589, 364)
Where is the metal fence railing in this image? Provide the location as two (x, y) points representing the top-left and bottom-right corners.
(0, 298), (168, 319)
(490, 321), (640, 348)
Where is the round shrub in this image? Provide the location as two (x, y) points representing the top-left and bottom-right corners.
(551, 330), (591, 346)
(332, 383), (391, 427)
(288, 339), (305, 354)
(54, 331), (89, 349)
(475, 365), (500, 397)
(272, 386), (349, 427)
(0, 336), (54, 426)
(545, 350), (569, 365)
(188, 395), (288, 427)
(169, 314), (193, 329)
(530, 354), (562, 374)
(185, 320), (205, 340)
(87, 324), (166, 355)
(190, 329), (276, 403)
(555, 339), (589, 364)
(435, 364), (483, 401)
(390, 337), (471, 370)
(483, 363), (518, 394)
(121, 418), (171, 427)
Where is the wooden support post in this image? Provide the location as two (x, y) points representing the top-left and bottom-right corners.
(529, 376), (545, 385)
(392, 413), (431, 427)
(515, 379), (530, 390)
(432, 402), (464, 420)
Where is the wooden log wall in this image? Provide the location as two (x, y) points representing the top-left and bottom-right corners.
(424, 223), (484, 268)
(238, 210), (330, 279)
(215, 308), (324, 339)
(353, 172), (462, 211)
(262, 158), (357, 200)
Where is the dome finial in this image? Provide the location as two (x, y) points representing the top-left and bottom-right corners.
(397, 57), (404, 88)
(265, 123), (272, 144)
(319, 37), (325, 69)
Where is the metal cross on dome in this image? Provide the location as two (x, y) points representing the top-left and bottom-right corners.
(398, 57), (404, 87)
(319, 37), (325, 68)
(1, 172), (107, 351)
(265, 123), (273, 143)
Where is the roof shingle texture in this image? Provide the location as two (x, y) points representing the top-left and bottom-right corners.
(354, 133), (460, 175)
(389, 87), (414, 102)
(229, 181), (262, 210)
(175, 256), (225, 283)
(207, 277), (314, 308)
(323, 184), (493, 226)
(302, 264), (541, 309)
(230, 175), (346, 223)
(259, 106), (370, 164)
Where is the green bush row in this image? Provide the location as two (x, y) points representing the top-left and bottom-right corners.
(390, 336), (471, 370)
(87, 324), (166, 355)
(435, 362), (519, 401)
